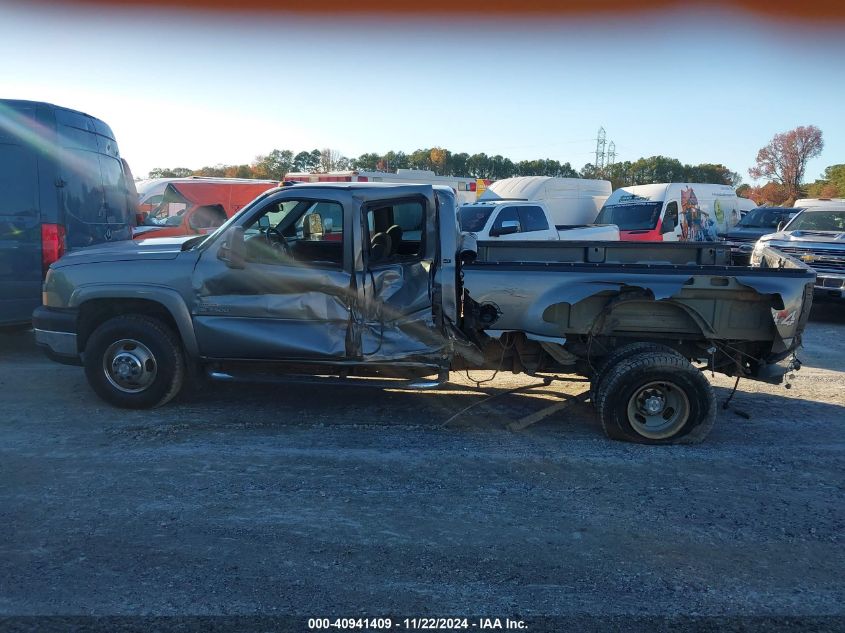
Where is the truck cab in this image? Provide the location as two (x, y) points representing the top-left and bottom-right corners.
(458, 200), (619, 241)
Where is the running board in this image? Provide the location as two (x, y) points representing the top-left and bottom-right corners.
(206, 369), (448, 390)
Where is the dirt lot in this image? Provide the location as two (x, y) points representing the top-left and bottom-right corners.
(1, 307), (844, 625)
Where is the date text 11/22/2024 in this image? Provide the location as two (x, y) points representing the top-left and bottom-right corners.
(307, 617), (528, 630)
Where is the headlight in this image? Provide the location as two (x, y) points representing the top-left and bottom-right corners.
(750, 240), (768, 266)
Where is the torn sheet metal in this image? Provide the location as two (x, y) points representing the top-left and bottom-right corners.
(352, 260), (447, 362)
(193, 259), (353, 359)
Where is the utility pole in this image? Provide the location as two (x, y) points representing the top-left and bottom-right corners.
(594, 127), (607, 171)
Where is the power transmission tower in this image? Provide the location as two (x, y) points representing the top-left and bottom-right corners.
(594, 127), (607, 170)
(607, 141), (616, 167)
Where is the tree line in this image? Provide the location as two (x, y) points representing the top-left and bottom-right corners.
(147, 125), (838, 208)
(147, 148), (741, 188)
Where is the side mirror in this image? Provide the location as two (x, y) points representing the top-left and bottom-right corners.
(458, 232), (478, 263)
(492, 220), (520, 237)
(661, 216), (676, 233)
(258, 215), (271, 230)
(217, 226), (246, 269)
(307, 213), (323, 236)
(777, 221), (785, 232)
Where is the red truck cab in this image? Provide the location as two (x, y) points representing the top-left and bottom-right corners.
(134, 181), (278, 239)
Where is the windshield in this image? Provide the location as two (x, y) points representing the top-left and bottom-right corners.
(595, 202), (662, 231)
(785, 210), (845, 232)
(738, 208), (793, 229)
(145, 201), (189, 227)
(459, 206), (495, 232)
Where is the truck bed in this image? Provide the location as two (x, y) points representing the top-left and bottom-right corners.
(461, 242), (815, 375)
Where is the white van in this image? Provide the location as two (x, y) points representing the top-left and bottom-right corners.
(478, 176), (612, 225)
(794, 198), (845, 210)
(595, 183), (742, 242)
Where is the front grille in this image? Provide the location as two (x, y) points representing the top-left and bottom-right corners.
(774, 246), (845, 274)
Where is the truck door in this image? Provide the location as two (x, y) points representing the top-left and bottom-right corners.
(191, 195), (353, 360)
(660, 201), (680, 242)
(351, 196), (446, 363)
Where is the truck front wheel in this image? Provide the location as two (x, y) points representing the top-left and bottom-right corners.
(84, 315), (185, 409)
(597, 351), (716, 444)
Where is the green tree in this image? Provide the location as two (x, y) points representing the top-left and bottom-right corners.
(147, 167), (193, 178)
(804, 163), (845, 198)
(353, 152), (382, 171)
(252, 149), (294, 180)
(292, 150), (321, 173)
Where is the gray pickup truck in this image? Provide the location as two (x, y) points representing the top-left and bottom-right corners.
(34, 183), (815, 444)
(752, 205), (845, 300)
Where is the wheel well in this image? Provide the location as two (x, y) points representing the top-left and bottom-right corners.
(77, 299), (180, 352)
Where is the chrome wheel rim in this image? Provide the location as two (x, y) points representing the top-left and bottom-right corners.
(103, 339), (157, 393)
(626, 380), (690, 439)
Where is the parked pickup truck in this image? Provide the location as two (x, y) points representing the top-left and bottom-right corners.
(752, 204), (845, 300)
(459, 200), (619, 241)
(34, 184), (814, 445)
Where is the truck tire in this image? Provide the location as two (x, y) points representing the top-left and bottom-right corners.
(597, 351), (716, 444)
(590, 342), (680, 409)
(83, 315), (185, 409)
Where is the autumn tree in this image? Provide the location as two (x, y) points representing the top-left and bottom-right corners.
(749, 125), (824, 201)
(318, 148), (349, 173)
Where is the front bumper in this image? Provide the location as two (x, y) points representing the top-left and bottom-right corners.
(32, 306), (82, 365)
(813, 273), (845, 299)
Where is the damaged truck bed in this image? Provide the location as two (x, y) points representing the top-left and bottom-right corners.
(33, 183), (815, 444)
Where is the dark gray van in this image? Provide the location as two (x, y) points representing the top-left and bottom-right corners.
(0, 99), (136, 326)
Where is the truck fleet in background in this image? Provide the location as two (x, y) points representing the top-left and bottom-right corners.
(1, 98), (844, 327)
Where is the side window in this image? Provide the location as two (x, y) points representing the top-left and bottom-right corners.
(518, 206), (549, 232)
(491, 206), (520, 233)
(62, 149), (105, 223)
(364, 200), (425, 265)
(99, 154), (128, 223)
(242, 199), (344, 268)
(663, 201), (679, 233)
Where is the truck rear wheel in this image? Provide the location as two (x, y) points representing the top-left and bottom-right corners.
(597, 351), (716, 444)
(590, 342), (680, 409)
(84, 315), (185, 409)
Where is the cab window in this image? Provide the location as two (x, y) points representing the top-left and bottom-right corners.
(519, 206), (549, 232)
(364, 199), (425, 265)
(491, 206), (519, 233)
(242, 199), (344, 268)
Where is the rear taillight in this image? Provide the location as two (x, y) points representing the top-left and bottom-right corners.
(357, 176), (369, 182)
(41, 223), (67, 277)
(469, 181), (477, 192)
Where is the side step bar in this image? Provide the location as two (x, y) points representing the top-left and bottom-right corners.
(207, 368), (449, 390)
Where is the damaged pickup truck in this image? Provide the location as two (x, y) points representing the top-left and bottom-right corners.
(34, 183), (815, 444)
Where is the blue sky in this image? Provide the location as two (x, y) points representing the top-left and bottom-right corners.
(1, 3), (843, 184)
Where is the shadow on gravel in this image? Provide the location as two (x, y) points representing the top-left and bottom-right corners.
(809, 301), (845, 323)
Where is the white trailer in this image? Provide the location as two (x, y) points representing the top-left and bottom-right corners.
(478, 176), (612, 225)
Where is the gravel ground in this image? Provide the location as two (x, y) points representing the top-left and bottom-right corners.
(1, 307), (844, 625)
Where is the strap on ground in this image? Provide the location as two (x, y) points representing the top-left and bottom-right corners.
(508, 390), (589, 432)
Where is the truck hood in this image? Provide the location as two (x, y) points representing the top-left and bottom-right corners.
(759, 230), (845, 246)
(54, 236), (195, 268)
(722, 227), (772, 241)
